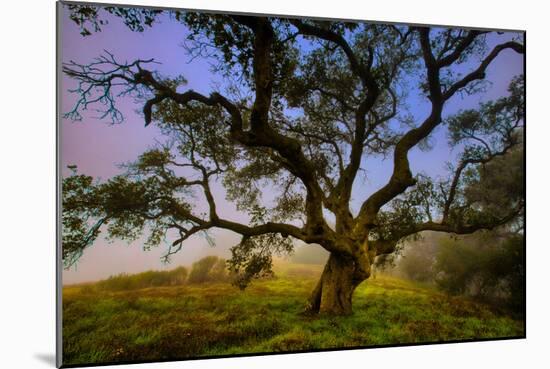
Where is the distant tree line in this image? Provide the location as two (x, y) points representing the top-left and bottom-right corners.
(382, 229), (524, 316)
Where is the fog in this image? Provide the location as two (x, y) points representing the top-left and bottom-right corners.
(63, 229), (239, 284)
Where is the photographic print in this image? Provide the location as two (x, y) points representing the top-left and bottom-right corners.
(58, 1), (525, 367)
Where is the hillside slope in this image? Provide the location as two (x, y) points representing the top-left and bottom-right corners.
(62, 263), (524, 366)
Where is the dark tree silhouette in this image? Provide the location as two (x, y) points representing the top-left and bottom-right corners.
(62, 5), (525, 315)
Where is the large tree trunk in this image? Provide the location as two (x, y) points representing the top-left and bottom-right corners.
(305, 252), (367, 315)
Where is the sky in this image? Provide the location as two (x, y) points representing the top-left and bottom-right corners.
(60, 6), (524, 284)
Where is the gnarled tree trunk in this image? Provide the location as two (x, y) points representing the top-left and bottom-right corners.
(305, 252), (368, 315)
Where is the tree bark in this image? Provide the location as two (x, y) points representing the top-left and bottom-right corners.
(305, 252), (365, 315)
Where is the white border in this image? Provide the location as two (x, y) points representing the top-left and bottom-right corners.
(1, 1), (546, 368)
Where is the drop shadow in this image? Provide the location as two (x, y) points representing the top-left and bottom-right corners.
(34, 353), (56, 367)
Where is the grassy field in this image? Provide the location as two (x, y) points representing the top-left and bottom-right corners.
(62, 262), (524, 366)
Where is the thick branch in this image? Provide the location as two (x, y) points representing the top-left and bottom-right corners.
(355, 29), (446, 228)
(169, 199), (333, 250)
(442, 146), (513, 222)
(355, 30), (524, 235)
(373, 203), (522, 257)
(358, 107), (443, 231)
(290, 20), (382, 212)
(290, 19), (375, 88)
(415, 212), (521, 235)
(437, 30), (485, 68)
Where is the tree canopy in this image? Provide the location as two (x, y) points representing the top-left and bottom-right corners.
(62, 4), (524, 314)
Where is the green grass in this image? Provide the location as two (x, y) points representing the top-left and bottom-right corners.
(62, 262), (524, 366)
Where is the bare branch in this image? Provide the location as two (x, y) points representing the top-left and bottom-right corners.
(443, 41), (524, 100)
(355, 29), (523, 236)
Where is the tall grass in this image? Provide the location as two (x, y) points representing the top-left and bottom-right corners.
(95, 266), (188, 291)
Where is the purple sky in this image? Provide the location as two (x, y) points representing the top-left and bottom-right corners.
(60, 6), (524, 284)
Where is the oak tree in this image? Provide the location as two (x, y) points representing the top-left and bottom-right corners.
(62, 5), (525, 314)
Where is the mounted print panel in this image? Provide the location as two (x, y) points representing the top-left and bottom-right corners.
(57, 1), (525, 367)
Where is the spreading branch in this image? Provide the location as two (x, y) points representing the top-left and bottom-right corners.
(354, 28), (524, 238)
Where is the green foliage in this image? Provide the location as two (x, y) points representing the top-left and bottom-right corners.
(447, 76), (524, 152)
(62, 264), (523, 366)
(375, 174), (443, 242)
(62, 168), (182, 266)
(497, 236), (525, 313)
(62, 173), (99, 266)
(389, 226), (524, 317)
(434, 233), (524, 315)
(463, 147), (524, 224)
(180, 13), (300, 98)
(188, 256), (229, 284)
(434, 237), (482, 295)
(228, 234), (293, 289)
(67, 4), (161, 36)
(152, 101), (239, 172)
(61, 159), (200, 267)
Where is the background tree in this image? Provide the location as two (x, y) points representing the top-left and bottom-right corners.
(390, 232), (444, 283)
(433, 147), (524, 315)
(62, 5), (525, 315)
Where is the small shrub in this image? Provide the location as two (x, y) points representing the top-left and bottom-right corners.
(188, 256), (228, 284)
(208, 258), (228, 281)
(434, 233), (524, 316)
